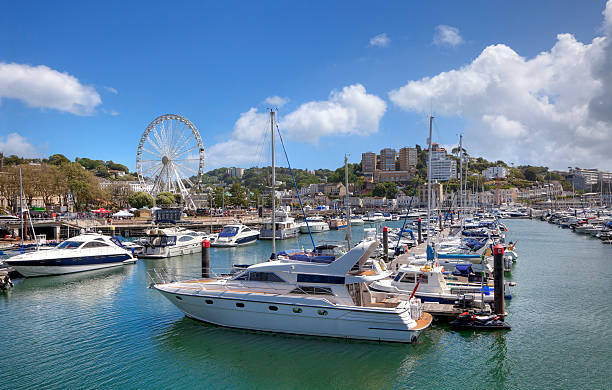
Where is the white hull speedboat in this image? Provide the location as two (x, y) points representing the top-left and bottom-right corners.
(153, 240), (432, 343)
(350, 216), (365, 225)
(5, 233), (135, 277)
(212, 224), (260, 247)
(139, 228), (207, 258)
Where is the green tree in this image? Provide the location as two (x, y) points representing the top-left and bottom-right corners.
(128, 192), (154, 209)
(383, 182), (398, 199)
(229, 183), (247, 207)
(155, 192), (177, 206)
(372, 183), (386, 197)
(48, 154), (70, 166)
(524, 166), (539, 181)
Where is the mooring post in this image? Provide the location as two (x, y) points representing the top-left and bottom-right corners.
(417, 218), (422, 244)
(201, 239), (210, 278)
(382, 226), (389, 262)
(493, 244), (505, 318)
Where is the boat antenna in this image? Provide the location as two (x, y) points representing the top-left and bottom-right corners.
(275, 124), (316, 252)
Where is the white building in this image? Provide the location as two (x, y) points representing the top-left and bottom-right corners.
(482, 166), (509, 180)
(428, 159), (457, 182)
(227, 167), (245, 178)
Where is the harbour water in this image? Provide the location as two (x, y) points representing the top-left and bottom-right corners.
(1, 219), (611, 389)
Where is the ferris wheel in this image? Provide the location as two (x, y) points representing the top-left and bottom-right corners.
(136, 114), (205, 210)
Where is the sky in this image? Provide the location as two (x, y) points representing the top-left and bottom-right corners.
(1, 0), (611, 174)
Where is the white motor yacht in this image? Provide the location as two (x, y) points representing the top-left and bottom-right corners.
(5, 233), (136, 277)
(370, 264), (495, 304)
(363, 212), (385, 223)
(350, 215), (365, 225)
(212, 224), (260, 247)
(139, 227), (207, 258)
(260, 211), (299, 240)
(298, 216), (330, 234)
(152, 240), (432, 343)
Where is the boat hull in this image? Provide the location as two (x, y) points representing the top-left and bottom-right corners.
(212, 233), (259, 247)
(6, 254), (132, 277)
(259, 228), (299, 240)
(138, 242), (202, 258)
(156, 288), (430, 343)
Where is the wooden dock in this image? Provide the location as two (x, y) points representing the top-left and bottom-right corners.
(423, 302), (492, 319)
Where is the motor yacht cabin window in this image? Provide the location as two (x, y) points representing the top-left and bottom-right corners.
(290, 286), (334, 295)
(297, 274), (345, 284)
(400, 273), (417, 283)
(81, 241), (110, 249)
(219, 227), (239, 237)
(178, 236), (194, 242)
(234, 271), (285, 282)
(57, 241), (82, 249)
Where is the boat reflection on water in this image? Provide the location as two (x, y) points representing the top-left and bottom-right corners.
(156, 317), (440, 389)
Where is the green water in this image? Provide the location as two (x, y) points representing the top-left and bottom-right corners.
(1, 220), (611, 389)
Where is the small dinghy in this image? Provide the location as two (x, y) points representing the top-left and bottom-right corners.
(450, 312), (511, 330)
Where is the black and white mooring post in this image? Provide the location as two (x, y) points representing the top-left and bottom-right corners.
(382, 226), (389, 262)
(493, 243), (505, 318)
(417, 218), (422, 244)
(201, 239), (210, 278)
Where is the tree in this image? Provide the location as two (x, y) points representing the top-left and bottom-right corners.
(372, 183), (387, 197)
(128, 192), (154, 209)
(383, 182), (398, 199)
(48, 154), (70, 166)
(229, 182), (247, 207)
(155, 192), (177, 206)
(60, 162), (104, 210)
(524, 166), (539, 181)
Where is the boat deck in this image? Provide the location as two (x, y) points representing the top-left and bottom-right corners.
(412, 312), (433, 330)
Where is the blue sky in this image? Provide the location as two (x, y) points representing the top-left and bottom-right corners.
(1, 1), (611, 172)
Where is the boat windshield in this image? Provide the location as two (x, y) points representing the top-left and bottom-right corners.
(219, 226), (239, 237)
(57, 241), (82, 249)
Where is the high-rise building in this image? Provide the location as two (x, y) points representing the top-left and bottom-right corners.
(399, 147), (418, 174)
(361, 152), (377, 173)
(379, 148), (397, 171)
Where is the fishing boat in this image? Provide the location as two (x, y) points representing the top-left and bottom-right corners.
(4, 233), (136, 277)
(212, 224), (260, 247)
(298, 216), (330, 233)
(152, 240), (433, 343)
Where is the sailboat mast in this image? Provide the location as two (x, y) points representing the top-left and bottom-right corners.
(270, 109), (276, 257)
(345, 154), (351, 248)
(19, 167), (24, 247)
(459, 134), (463, 227)
(426, 116), (433, 244)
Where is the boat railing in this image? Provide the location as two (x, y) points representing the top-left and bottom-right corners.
(147, 267), (240, 285)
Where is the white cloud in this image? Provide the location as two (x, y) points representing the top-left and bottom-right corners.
(433, 25), (463, 47)
(0, 62), (101, 115)
(0, 132), (41, 158)
(104, 86), (118, 94)
(264, 96), (289, 107)
(207, 84), (386, 168)
(390, 1), (612, 170)
(369, 33), (390, 47)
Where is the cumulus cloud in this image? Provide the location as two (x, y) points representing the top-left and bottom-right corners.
(0, 133), (41, 158)
(433, 25), (463, 47)
(207, 84), (386, 168)
(264, 95), (289, 107)
(369, 33), (390, 47)
(390, 1), (612, 170)
(0, 62), (101, 115)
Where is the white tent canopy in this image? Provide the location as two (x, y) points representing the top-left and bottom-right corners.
(112, 210), (134, 217)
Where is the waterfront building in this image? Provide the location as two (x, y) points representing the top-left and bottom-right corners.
(399, 147), (418, 175)
(379, 148), (397, 171)
(417, 183), (444, 208)
(361, 152), (377, 173)
(373, 170), (413, 184)
(227, 167), (245, 178)
(568, 168), (612, 191)
(425, 144), (457, 182)
(482, 166), (509, 180)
